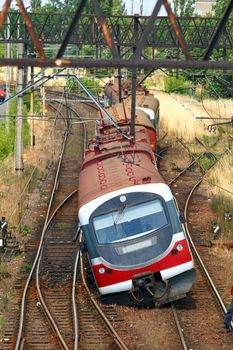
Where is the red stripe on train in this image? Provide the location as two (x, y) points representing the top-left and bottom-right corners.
(92, 239), (192, 288)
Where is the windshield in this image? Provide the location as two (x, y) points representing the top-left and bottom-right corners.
(93, 199), (167, 244)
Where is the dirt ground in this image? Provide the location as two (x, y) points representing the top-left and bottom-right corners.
(0, 113), (64, 338)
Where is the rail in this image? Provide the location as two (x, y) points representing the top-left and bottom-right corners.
(80, 248), (130, 350)
(15, 129), (69, 350)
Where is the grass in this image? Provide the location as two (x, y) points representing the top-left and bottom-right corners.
(55, 222), (70, 229)
(210, 194), (233, 239)
(196, 153), (217, 171)
(154, 91), (210, 141)
(164, 75), (193, 95)
(0, 316), (4, 327)
(211, 194), (233, 214)
(152, 87), (233, 240)
(152, 89), (233, 142)
(207, 153), (233, 240)
(0, 263), (12, 279)
(0, 260), (16, 337)
(20, 225), (31, 236)
(22, 263), (32, 273)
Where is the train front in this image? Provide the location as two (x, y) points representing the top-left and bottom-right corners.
(78, 149), (195, 306)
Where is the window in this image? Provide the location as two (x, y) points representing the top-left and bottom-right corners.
(93, 199), (167, 244)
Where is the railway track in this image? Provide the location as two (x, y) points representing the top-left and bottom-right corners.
(2, 94), (141, 350)
(159, 141), (233, 349)
(2, 92), (232, 350)
(46, 88), (100, 111)
(13, 114), (82, 349)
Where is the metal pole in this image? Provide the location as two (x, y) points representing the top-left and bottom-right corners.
(130, 15), (139, 136)
(117, 24), (122, 103)
(42, 74), (46, 129)
(15, 19), (24, 173)
(5, 14), (10, 133)
(29, 55), (35, 147)
(130, 67), (137, 136)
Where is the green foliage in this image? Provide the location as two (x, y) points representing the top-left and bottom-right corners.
(31, 0), (125, 14)
(211, 194), (232, 213)
(20, 225), (31, 236)
(164, 75), (193, 95)
(9, 95), (30, 148)
(22, 263), (32, 273)
(0, 316), (4, 327)
(0, 44), (5, 59)
(213, 0), (233, 18)
(163, 69), (233, 100)
(66, 76), (102, 94)
(202, 135), (209, 145)
(30, 0), (42, 10)
(0, 120), (15, 159)
(174, 0), (196, 16)
(210, 194), (233, 238)
(23, 91), (41, 114)
(228, 137), (233, 149)
(0, 94), (30, 160)
(196, 153), (217, 171)
(204, 75), (233, 99)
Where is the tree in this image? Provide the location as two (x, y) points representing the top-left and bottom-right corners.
(30, 0), (42, 11)
(173, 0), (195, 17)
(213, 0), (233, 19)
(36, 0), (126, 15)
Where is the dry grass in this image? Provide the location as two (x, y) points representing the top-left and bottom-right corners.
(151, 89), (233, 240)
(208, 153), (233, 200)
(154, 91), (210, 141)
(152, 90), (233, 142)
(210, 246), (233, 299)
(0, 114), (64, 338)
(0, 117), (63, 228)
(206, 153), (233, 239)
(201, 98), (233, 119)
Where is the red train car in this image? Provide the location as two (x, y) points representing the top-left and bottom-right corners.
(78, 93), (195, 306)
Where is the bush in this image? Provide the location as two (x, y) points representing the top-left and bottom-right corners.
(164, 75), (193, 95)
(0, 94), (30, 160)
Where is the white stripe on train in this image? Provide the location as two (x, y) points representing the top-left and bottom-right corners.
(98, 261), (194, 295)
(79, 183), (173, 225)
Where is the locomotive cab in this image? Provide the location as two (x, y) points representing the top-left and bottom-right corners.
(79, 183), (195, 306)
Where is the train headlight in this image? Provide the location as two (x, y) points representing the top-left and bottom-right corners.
(99, 267), (105, 274)
(176, 244), (183, 251)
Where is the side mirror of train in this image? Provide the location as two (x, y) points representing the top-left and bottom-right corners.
(80, 241), (87, 253)
(179, 213), (186, 224)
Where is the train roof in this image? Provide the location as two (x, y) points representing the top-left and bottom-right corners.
(110, 103), (155, 129)
(79, 153), (165, 209)
(79, 126), (164, 208)
(104, 81), (159, 113)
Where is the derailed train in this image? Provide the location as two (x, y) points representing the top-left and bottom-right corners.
(78, 86), (195, 306)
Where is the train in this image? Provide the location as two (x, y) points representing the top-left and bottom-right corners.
(0, 81), (6, 102)
(78, 82), (195, 306)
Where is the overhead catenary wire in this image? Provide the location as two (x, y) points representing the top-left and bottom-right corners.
(203, 178), (233, 197)
(56, 73), (132, 141)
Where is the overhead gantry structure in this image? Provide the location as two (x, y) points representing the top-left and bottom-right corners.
(0, 0), (233, 70)
(0, 0), (233, 171)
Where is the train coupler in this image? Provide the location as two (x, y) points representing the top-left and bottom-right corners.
(132, 271), (155, 291)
